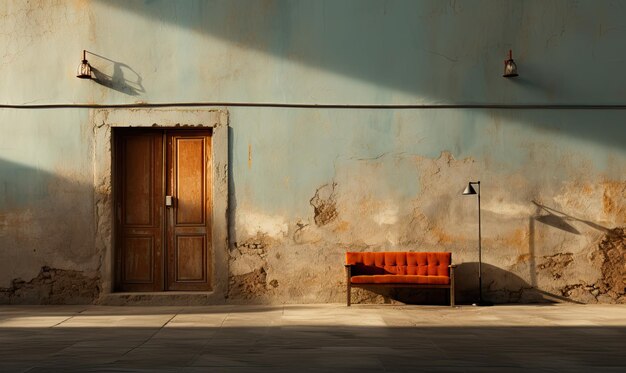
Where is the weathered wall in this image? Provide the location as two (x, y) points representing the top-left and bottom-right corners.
(0, 1), (625, 304)
(227, 108), (626, 305)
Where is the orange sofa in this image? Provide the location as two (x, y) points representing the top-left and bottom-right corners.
(345, 252), (456, 306)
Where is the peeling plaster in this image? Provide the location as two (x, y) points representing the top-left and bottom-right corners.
(0, 266), (99, 305)
(309, 182), (338, 227)
(238, 211), (289, 239)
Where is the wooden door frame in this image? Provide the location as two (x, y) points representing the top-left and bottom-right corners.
(93, 108), (229, 301)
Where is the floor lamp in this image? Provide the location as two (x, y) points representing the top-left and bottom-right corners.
(463, 181), (492, 306)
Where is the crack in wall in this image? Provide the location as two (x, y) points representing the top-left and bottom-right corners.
(309, 182), (338, 227)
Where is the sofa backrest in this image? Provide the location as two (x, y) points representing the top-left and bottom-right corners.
(346, 252), (451, 277)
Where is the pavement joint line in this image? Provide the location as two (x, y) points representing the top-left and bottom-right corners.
(50, 308), (88, 328)
(115, 312), (178, 360)
(186, 311), (230, 367)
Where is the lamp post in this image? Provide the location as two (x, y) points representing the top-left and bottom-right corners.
(463, 181), (492, 306)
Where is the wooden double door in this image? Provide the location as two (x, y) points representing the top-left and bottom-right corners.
(114, 129), (212, 292)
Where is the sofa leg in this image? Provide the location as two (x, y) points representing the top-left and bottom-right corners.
(347, 284), (351, 307)
(449, 264), (456, 307)
(345, 265), (352, 307)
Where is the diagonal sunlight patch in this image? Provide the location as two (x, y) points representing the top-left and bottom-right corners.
(3, 304), (625, 329)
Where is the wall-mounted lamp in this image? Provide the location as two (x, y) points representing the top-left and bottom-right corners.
(76, 50), (92, 79)
(503, 49), (518, 78)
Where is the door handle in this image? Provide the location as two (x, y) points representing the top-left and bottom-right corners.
(165, 195), (174, 207)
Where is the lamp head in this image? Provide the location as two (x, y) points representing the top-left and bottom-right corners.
(462, 183), (477, 195)
(76, 50), (92, 79)
(503, 49), (519, 78)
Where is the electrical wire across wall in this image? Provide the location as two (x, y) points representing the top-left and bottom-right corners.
(1, 103), (626, 110)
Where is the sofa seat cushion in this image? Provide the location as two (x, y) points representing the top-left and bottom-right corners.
(351, 275), (450, 285)
(346, 252), (451, 277)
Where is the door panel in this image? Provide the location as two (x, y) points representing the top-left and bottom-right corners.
(123, 236), (154, 282)
(166, 132), (212, 291)
(123, 135), (155, 226)
(175, 235), (206, 281)
(115, 130), (164, 291)
(115, 129), (212, 292)
(175, 138), (205, 225)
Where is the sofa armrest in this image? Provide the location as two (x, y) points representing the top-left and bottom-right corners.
(448, 264), (457, 268)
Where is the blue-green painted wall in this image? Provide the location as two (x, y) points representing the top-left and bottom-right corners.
(1, 0), (625, 304)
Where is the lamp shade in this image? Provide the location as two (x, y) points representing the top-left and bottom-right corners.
(76, 59), (91, 79)
(502, 49), (518, 78)
(462, 183), (477, 195)
(76, 50), (92, 79)
(503, 59), (518, 77)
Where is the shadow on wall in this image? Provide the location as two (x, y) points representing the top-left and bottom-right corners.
(89, 52), (145, 96)
(532, 200), (613, 235)
(529, 201), (626, 303)
(355, 262), (577, 305)
(0, 158), (99, 304)
(227, 126), (238, 249)
(93, 0), (626, 150)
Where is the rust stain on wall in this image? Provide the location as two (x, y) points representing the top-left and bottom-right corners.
(602, 181), (626, 223)
(333, 220), (350, 233)
(430, 226), (454, 244)
(503, 228), (530, 253)
(248, 143), (252, 169)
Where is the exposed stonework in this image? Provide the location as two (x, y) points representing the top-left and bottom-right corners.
(228, 234), (273, 300)
(558, 228), (625, 304)
(310, 183), (338, 226)
(229, 268), (268, 300)
(591, 227), (625, 302)
(561, 284), (600, 304)
(538, 253), (574, 279)
(0, 266), (99, 305)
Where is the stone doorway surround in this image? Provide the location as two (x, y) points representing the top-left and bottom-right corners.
(91, 108), (229, 304)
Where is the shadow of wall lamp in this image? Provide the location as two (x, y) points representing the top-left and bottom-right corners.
(76, 50), (92, 79)
(503, 49), (518, 78)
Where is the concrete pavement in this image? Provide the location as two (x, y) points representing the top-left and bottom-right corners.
(0, 304), (625, 372)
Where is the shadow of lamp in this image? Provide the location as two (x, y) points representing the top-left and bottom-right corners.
(462, 181), (493, 306)
(76, 50), (92, 79)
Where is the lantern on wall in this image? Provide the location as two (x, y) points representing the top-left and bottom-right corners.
(503, 49), (518, 78)
(76, 50), (92, 79)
